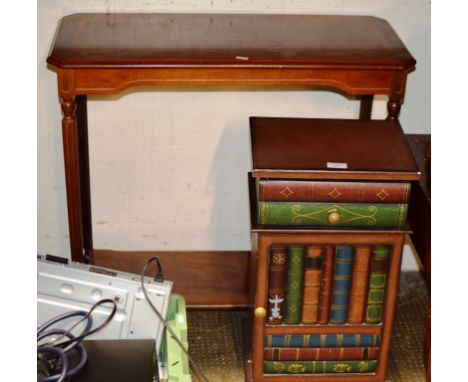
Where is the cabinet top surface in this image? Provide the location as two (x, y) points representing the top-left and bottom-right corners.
(47, 13), (415, 69)
(250, 118), (420, 181)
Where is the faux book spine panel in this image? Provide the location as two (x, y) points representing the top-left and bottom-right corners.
(266, 245), (287, 325)
(264, 360), (377, 374)
(318, 245), (334, 324)
(264, 347), (379, 361)
(265, 244), (391, 325)
(258, 202), (408, 228)
(347, 246), (372, 324)
(365, 246), (391, 324)
(330, 246), (354, 324)
(284, 245), (305, 324)
(301, 246), (323, 324)
(258, 180), (411, 204)
(265, 334), (381, 348)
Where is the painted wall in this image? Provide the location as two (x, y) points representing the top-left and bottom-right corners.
(38, 1), (430, 270)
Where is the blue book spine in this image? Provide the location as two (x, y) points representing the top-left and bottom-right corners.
(265, 334), (380, 348)
(330, 246), (354, 324)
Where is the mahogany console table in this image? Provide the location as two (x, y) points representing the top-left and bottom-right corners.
(47, 13), (416, 307)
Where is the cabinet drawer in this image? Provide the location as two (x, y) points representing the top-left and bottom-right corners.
(251, 178), (410, 229)
(257, 201), (408, 229)
(258, 180), (411, 204)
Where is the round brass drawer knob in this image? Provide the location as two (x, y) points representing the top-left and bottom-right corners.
(328, 209), (342, 225)
(254, 307), (267, 318)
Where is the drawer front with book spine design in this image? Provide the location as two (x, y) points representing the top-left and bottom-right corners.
(256, 180), (411, 229)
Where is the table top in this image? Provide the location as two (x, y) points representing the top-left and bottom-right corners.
(47, 13), (415, 70)
(250, 117), (420, 181)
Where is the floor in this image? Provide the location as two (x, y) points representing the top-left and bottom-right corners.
(186, 271), (430, 382)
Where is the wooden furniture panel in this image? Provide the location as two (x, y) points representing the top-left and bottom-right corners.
(69, 67), (397, 95)
(250, 117), (419, 181)
(406, 134), (431, 382)
(48, 14), (415, 69)
(92, 249), (250, 308)
(406, 134), (431, 283)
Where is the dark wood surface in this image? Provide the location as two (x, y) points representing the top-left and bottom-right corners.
(359, 95), (374, 120)
(406, 135), (431, 200)
(405, 134), (430, 382)
(48, 13), (415, 99)
(406, 134), (431, 283)
(48, 13), (415, 69)
(251, 117), (420, 181)
(92, 249), (250, 307)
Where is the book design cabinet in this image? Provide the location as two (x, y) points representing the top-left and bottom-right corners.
(248, 117), (420, 381)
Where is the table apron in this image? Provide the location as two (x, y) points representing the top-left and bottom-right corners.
(59, 67), (407, 98)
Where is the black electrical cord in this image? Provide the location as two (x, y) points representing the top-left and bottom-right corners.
(37, 299), (117, 382)
(141, 257), (210, 382)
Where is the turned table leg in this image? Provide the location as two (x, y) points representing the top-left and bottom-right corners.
(60, 97), (85, 262)
(387, 99), (402, 120)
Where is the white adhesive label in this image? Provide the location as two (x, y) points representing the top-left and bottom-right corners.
(326, 162), (348, 169)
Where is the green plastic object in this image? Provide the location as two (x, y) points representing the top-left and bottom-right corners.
(159, 294), (191, 382)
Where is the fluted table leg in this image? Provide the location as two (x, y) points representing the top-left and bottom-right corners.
(60, 97), (85, 262)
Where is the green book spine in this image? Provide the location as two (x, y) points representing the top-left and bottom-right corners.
(365, 245), (391, 324)
(264, 360), (377, 374)
(258, 202), (407, 228)
(284, 245), (305, 324)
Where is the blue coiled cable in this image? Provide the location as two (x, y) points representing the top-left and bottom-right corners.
(37, 299), (117, 381)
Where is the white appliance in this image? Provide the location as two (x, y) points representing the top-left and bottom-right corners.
(37, 255), (172, 355)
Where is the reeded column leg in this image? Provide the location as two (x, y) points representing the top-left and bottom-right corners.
(61, 97), (85, 262)
(76, 96), (93, 261)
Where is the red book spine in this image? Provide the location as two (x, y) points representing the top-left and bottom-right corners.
(258, 180), (411, 204)
(318, 245), (335, 324)
(347, 246), (372, 324)
(266, 245), (288, 325)
(264, 347), (379, 361)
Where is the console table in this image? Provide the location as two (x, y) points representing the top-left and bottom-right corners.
(47, 13), (416, 307)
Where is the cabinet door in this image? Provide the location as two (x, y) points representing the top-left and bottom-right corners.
(251, 232), (405, 382)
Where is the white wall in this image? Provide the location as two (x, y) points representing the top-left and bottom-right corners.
(37, 1), (430, 270)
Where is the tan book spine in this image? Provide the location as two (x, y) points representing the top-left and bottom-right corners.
(301, 245), (323, 324)
(347, 246), (372, 324)
(318, 245), (335, 324)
